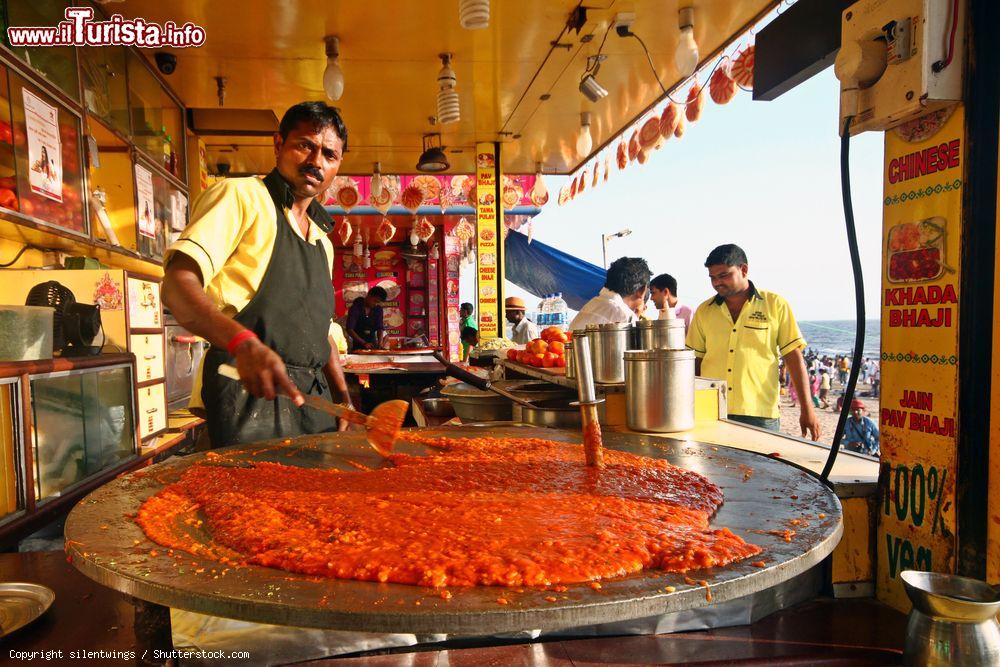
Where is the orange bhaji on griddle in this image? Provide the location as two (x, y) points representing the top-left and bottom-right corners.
(136, 436), (761, 588)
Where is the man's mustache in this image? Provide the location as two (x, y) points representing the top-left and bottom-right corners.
(300, 166), (323, 181)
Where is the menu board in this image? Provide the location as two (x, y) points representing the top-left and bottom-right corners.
(444, 228), (462, 361)
(877, 105), (964, 610)
(333, 245), (408, 341)
(475, 142), (500, 339)
(427, 240), (441, 347)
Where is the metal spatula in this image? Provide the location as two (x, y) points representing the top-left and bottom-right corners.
(218, 363), (408, 457)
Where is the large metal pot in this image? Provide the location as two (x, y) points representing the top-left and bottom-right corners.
(634, 318), (686, 350)
(440, 382), (513, 422)
(585, 322), (630, 384)
(512, 398), (582, 428)
(624, 348), (695, 432)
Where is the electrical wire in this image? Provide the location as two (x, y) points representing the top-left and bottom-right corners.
(0, 244), (33, 268)
(623, 27), (729, 108)
(820, 116), (866, 483)
(932, 0), (960, 73)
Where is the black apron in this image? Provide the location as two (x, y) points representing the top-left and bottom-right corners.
(349, 298), (381, 350)
(201, 169), (337, 448)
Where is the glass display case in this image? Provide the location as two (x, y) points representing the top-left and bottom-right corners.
(2, 0), (80, 102)
(30, 363), (135, 501)
(0, 65), (17, 215)
(9, 71), (87, 234)
(79, 44), (129, 138)
(87, 118), (137, 251)
(0, 378), (21, 522)
(127, 52), (184, 180)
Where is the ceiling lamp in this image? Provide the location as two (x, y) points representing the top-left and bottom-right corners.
(416, 133), (449, 172)
(575, 112), (593, 158)
(459, 0), (490, 30)
(370, 162), (382, 198)
(675, 7), (699, 78)
(436, 53), (460, 125)
(323, 36), (345, 101)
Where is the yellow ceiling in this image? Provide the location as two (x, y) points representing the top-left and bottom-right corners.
(117, 0), (775, 175)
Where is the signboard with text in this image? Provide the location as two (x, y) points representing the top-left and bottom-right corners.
(877, 106), (964, 610)
(475, 142), (500, 339)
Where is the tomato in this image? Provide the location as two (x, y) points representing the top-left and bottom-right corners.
(554, 355), (566, 368)
(527, 339), (548, 355)
(541, 352), (558, 368)
(548, 341), (565, 356)
(506, 349), (519, 361)
(0, 188), (17, 211)
(0, 121), (12, 145)
(529, 353), (545, 367)
(541, 326), (565, 342)
(517, 351), (532, 365)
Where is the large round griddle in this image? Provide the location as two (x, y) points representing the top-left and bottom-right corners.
(65, 426), (842, 635)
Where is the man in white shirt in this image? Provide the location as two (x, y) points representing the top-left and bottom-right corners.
(569, 257), (651, 330)
(650, 273), (693, 331)
(505, 296), (540, 343)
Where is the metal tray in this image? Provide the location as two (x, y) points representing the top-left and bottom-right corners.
(65, 426), (842, 635)
(0, 583), (55, 637)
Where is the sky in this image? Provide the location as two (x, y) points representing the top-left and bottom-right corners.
(461, 68), (886, 322)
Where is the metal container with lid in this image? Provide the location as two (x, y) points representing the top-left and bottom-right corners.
(585, 322), (631, 384)
(624, 348), (696, 432)
(564, 340), (576, 380)
(633, 318), (686, 350)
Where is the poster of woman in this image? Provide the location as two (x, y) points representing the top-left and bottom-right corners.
(23, 89), (63, 203)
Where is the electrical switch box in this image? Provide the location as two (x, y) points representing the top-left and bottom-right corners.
(834, 0), (964, 135)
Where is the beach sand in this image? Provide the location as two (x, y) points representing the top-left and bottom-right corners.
(778, 380), (880, 446)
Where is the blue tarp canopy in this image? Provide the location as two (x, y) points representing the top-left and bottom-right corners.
(504, 230), (605, 311)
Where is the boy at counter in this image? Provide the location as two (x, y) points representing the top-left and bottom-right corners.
(460, 326), (480, 361)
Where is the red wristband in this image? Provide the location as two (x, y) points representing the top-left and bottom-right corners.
(226, 330), (258, 355)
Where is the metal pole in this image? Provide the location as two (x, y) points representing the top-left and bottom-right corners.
(602, 234), (608, 269)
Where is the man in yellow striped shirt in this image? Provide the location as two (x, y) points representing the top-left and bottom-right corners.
(686, 244), (819, 440)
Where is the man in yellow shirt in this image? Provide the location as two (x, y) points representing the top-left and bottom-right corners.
(162, 101), (351, 447)
(686, 244), (819, 440)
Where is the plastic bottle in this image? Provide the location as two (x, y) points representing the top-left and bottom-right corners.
(551, 293), (568, 329)
(538, 294), (551, 327)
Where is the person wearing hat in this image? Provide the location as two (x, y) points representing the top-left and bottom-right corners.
(843, 398), (880, 456)
(505, 296), (540, 344)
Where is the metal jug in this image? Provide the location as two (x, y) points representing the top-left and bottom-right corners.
(901, 570), (1000, 666)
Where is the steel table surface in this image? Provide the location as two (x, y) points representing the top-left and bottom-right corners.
(64, 426), (842, 635)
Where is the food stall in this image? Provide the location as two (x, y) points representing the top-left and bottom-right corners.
(0, 0), (996, 665)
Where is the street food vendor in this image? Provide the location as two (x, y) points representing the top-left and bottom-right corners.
(686, 244), (820, 440)
(569, 257), (651, 329)
(504, 296), (540, 343)
(345, 286), (388, 350)
(161, 101), (352, 448)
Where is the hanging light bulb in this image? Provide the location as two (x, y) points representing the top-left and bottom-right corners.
(370, 162), (382, 199)
(575, 111), (593, 158)
(436, 53), (460, 125)
(459, 0), (490, 30)
(323, 36), (344, 101)
(675, 8), (699, 78)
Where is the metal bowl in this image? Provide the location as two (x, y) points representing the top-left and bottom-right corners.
(419, 398), (455, 418)
(512, 398), (582, 429)
(440, 383), (512, 422)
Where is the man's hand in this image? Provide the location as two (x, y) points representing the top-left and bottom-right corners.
(800, 406), (821, 441)
(233, 337), (304, 406)
(362, 342), (375, 350)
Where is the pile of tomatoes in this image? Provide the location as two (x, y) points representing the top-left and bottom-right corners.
(506, 327), (571, 368)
